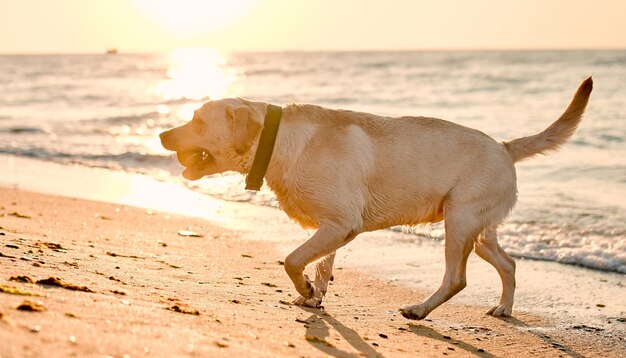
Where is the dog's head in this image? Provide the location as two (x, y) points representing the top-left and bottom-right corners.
(159, 98), (264, 180)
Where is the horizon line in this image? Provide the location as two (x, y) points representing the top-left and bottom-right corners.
(1, 46), (625, 56)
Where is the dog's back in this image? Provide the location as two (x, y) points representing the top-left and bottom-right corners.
(268, 77), (592, 233)
(268, 102), (517, 231)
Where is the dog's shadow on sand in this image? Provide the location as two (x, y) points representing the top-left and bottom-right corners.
(296, 307), (586, 358)
(296, 306), (496, 357)
(409, 316), (586, 358)
(497, 316), (586, 358)
(296, 306), (383, 358)
(296, 305), (496, 358)
(407, 323), (497, 357)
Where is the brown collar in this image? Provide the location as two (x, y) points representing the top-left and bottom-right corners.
(245, 104), (282, 191)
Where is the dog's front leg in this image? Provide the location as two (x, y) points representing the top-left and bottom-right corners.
(314, 252), (336, 298)
(285, 225), (356, 308)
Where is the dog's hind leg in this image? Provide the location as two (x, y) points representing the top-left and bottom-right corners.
(474, 227), (516, 316)
(292, 251), (336, 307)
(285, 224), (357, 308)
(400, 213), (478, 320)
(314, 252), (336, 298)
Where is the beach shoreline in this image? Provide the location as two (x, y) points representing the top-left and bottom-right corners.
(1, 156), (624, 356)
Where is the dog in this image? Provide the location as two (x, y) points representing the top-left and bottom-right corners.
(160, 77), (592, 319)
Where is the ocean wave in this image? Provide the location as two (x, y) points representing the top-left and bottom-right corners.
(244, 68), (284, 76)
(162, 96), (209, 105)
(94, 111), (160, 124)
(0, 126), (48, 134)
(134, 64), (168, 74)
(361, 61), (393, 69)
(572, 130), (626, 148)
(591, 56), (626, 67)
(0, 147), (176, 172)
(244, 67), (321, 77)
(500, 224), (626, 273)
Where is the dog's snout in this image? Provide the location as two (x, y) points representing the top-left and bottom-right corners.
(159, 130), (169, 143)
(159, 129), (178, 151)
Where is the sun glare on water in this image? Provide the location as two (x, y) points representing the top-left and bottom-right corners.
(145, 48), (237, 152)
(131, 0), (258, 38)
(142, 48), (239, 157)
(156, 48), (238, 102)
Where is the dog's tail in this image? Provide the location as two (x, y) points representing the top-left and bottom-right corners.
(502, 76), (593, 163)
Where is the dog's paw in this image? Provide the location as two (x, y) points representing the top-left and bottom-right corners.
(300, 274), (314, 298)
(399, 305), (429, 320)
(293, 296), (323, 308)
(486, 304), (512, 317)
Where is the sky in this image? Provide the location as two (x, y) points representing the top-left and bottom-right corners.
(1, 0), (625, 54)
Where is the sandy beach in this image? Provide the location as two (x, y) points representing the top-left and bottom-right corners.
(1, 180), (624, 357)
(2, 2), (626, 357)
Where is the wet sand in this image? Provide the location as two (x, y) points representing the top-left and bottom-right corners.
(1, 186), (624, 357)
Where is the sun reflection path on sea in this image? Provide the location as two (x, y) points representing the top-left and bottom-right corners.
(155, 48), (238, 103)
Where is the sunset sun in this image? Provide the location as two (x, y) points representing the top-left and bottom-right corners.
(131, 0), (259, 38)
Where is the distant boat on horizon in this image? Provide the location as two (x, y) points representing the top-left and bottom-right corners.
(106, 48), (118, 55)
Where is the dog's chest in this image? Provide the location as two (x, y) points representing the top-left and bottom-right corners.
(266, 174), (319, 229)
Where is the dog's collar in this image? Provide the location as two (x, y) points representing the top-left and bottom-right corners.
(245, 104), (282, 191)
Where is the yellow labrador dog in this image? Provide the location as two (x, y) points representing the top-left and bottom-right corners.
(160, 77), (592, 320)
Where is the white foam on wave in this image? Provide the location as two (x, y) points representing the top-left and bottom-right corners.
(500, 224), (626, 273)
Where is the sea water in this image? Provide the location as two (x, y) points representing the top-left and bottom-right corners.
(1, 49), (624, 273)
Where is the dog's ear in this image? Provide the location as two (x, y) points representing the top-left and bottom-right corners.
(228, 105), (263, 155)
